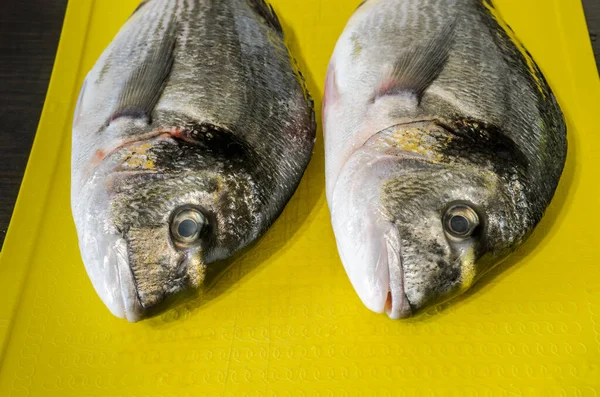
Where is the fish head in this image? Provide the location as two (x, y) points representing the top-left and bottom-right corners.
(330, 121), (532, 318)
(74, 130), (261, 322)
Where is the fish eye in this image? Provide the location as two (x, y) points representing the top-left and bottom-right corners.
(178, 219), (198, 238)
(443, 204), (480, 239)
(170, 207), (208, 245)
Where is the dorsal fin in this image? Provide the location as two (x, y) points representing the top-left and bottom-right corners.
(374, 21), (456, 103)
(247, 0), (283, 36)
(109, 15), (177, 124)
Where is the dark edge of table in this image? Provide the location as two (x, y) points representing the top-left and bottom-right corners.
(0, 1), (68, 248)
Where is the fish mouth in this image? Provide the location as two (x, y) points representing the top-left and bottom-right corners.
(384, 276), (412, 320)
(382, 225), (412, 319)
(384, 274), (412, 319)
(114, 245), (145, 322)
(80, 231), (145, 322)
(335, 220), (413, 319)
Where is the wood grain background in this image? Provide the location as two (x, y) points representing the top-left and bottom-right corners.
(0, 0), (598, 248)
(584, 0), (599, 61)
(0, 1), (67, 247)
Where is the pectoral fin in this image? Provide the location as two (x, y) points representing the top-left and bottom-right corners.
(109, 16), (177, 124)
(375, 21), (456, 103)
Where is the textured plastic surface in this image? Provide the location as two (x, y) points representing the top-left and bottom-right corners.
(0, 0), (599, 395)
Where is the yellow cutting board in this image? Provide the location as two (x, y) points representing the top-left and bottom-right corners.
(1, 0), (599, 395)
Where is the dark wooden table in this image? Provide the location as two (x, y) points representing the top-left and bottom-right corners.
(0, 1), (67, 247)
(585, 0), (599, 61)
(0, 0), (598, 249)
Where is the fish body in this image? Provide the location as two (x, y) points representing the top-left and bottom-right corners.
(72, 0), (315, 321)
(323, 0), (566, 318)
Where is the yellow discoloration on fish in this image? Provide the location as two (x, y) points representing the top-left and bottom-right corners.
(121, 143), (156, 170)
(211, 174), (226, 199)
(186, 255), (205, 287)
(351, 33), (363, 58)
(459, 248), (476, 291)
(483, 1), (545, 96)
(483, 173), (498, 190)
(371, 125), (453, 161)
(266, 28), (281, 47)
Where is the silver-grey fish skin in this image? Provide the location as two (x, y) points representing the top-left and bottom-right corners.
(323, 0), (566, 318)
(71, 0), (315, 322)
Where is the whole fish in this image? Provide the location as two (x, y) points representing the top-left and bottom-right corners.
(72, 0), (315, 322)
(323, 0), (566, 318)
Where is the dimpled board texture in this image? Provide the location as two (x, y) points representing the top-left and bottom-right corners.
(0, 0), (599, 396)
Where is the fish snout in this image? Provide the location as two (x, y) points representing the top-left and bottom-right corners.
(77, 231), (145, 322)
(79, 229), (200, 322)
(330, 152), (412, 319)
(331, 202), (412, 319)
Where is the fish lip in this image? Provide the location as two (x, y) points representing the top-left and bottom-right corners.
(383, 225), (412, 320)
(114, 245), (145, 322)
(384, 265), (412, 320)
